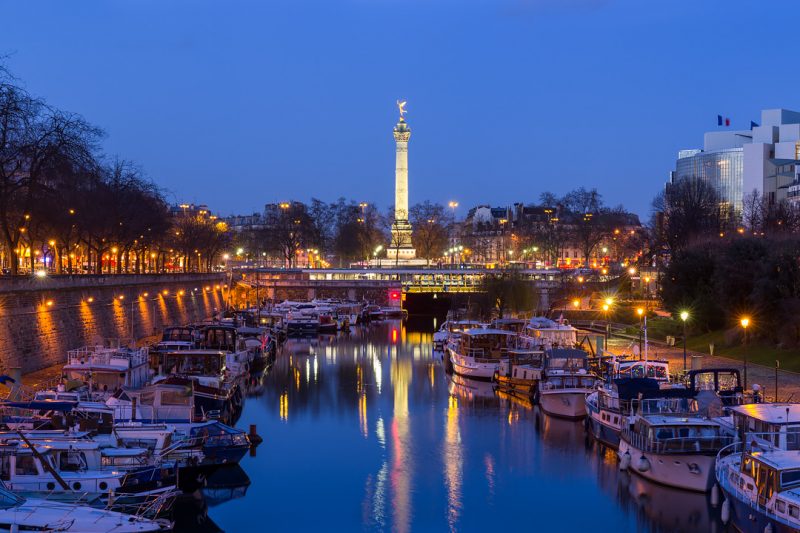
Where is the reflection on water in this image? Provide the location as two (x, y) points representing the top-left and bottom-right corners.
(209, 321), (723, 532)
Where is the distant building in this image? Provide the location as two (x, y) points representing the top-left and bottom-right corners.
(224, 212), (265, 233)
(671, 108), (800, 212)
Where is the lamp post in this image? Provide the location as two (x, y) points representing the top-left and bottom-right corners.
(636, 308), (644, 360)
(602, 297), (613, 341)
(680, 311), (689, 372)
(741, 317), (750, 390)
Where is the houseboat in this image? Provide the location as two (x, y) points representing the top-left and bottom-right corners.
(446, 329), (516, 380)
(521, 317), (578, 350)
(493, 347), (545, 399)
(62, 343), (150, 399)
(538, 348), (599, 418)
(618, 414), (731, 492)
(716, 442), (800, 532)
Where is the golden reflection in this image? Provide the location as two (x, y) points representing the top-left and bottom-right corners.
(444, 393), (462, 531)
(428, 363), (435, 389)
(294, 367), (301, 391)
(356, 364), (363, 394)
(279, 391), (288, 421)
(359, 392), (368, 438)
(390, 354), (412, 533)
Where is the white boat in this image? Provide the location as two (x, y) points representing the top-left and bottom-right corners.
(585, 360), (672, 447)
(446, 328), (516, 380)
(618, 414), (731, 492)
(63, 342), (150, 400)
(433, 320), (486, 351)
(538, 348), (598, 418)
(716, 439), (800, 532)
(0, 482), (168, 531)
(521, 317), (578, 350)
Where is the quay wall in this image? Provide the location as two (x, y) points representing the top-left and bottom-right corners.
(0, 274), (227, 374)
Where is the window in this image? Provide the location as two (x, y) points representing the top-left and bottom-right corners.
(14, 456), (37, 476)
(781, 469), (800, 489)
(789, 505), (799, 519)
(59, 451), (86, 472)
(776, 500), (786, 513)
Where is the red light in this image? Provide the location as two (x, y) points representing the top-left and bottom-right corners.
(392, 329), (398, 343)
(390, 291), (400, 300)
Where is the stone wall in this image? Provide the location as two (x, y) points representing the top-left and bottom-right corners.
(0, 274), (227, 374)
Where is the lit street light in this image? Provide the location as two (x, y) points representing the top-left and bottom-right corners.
(741, 317), (750, 389)
(636, 307), (644, 359)
(680, 311), (689, 371)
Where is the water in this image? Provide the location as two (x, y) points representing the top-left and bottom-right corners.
(208, 321), (725, 532)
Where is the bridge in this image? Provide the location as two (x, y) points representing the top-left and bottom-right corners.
(231, 267), (564, 310)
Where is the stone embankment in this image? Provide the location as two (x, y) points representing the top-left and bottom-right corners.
(0, 273), (227, 374)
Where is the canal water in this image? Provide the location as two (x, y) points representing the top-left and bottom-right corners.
(209, 321), (726, 532)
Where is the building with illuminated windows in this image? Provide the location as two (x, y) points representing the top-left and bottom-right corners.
(671, 108), (800, 213)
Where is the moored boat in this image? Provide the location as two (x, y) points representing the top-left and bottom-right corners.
(538, 348), (598, 418)
(446, 328), (516, 380)
(619, 414), (731, 492)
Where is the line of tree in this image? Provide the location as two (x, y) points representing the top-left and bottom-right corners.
(231, 198), (451, 267)
(0, 66), (229, 274)
(654, 177), (800, 344)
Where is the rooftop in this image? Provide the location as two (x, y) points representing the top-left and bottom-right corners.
(731, 403), (800, 424)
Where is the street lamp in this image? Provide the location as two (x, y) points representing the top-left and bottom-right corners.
(680, 311), (689, 371)
(573, 298), (580, 309)
(637, 307), (644, 359)
(740, 317), (750, 389)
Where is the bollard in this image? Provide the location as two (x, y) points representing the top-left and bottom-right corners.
(249, 424), (263, 446)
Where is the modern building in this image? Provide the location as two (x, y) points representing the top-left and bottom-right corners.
(671, 108), (800, 212)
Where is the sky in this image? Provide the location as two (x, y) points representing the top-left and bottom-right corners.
(1, 0), (799, 219)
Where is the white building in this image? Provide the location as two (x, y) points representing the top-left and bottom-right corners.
(672, 108), (800, 212)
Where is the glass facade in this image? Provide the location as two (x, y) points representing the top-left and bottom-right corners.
(674, 148), (744, 213)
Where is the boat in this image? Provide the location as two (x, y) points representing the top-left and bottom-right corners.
(62, 342), (150, 400)
(618, 414), (731, 492)
(0, 480), (168, 531)
(433, 320), (485, 351)
(585, 359), (672, 447)
(716, 439), (800, 532)
(493, 347), (545, 400)
(521, 317), (578, 350)
(538, 348), (599, 419)
(489, 318), (527, 334)
(445, 328), (516, 380)
(720, 402), (800, 450)
(0, 439), (175, 500)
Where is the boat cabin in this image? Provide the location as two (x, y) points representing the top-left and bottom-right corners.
(155, 349), (226, 378)
(729, 403), (800, 451)
(613, 359), (670, 382)
(107, 383), (195, 424)
(201, 326), (242, 353)
(624, 415), (730, 453)
(734, 450), (800, 518)
(63, 345), (149, 394)
(454, 329), (516, 360)
(162, 326), (197, 343)
(490, 318), (527, 334)
(523, 317), (578, 348)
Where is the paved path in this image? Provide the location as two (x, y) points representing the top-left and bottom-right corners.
(605, 335), (800, 401)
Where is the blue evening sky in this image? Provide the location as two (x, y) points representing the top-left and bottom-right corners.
(1, 0), (797, 219)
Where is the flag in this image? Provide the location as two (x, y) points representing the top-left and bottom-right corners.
(717, 115), (723, 126)
(751, 121), (759, 130)
(725, 118), (730, 126)
(717, 115), (731, 127)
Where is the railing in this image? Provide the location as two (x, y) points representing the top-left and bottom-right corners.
(622, 428), (731, 454)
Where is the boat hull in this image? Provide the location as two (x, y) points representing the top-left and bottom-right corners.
(719, 487), (798, 533)
(539, 390), (588, 418)
(447, 349), (499, 381)
(618, 440), (717, 492)
(587, 414), (621, 448)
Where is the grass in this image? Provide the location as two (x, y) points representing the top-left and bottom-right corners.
(615, 312), (800, 372)
(684, 330), (800, 372)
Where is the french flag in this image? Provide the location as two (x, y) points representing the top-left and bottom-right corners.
(717, 115), (731, 127)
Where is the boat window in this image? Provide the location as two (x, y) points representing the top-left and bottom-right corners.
(59, 451), (87, 472)
(14, 456), (38, 476)
(776, 500), (786, 513)
(790, 505), (800, 519)
(161, 390), (191, 406)
(786, 426), (800, 451)
(655, 428), (674, 440)
(781, 469), (800, 490)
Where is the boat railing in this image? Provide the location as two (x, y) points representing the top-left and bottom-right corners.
(622, 428), (732, 454)
(67, 346), (149, 367)
(541, 376), (597, 391)
(714, 439), (799, 529)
